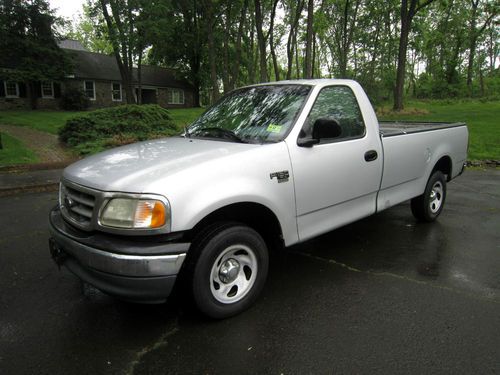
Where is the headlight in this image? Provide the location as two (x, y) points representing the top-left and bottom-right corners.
(100, 198), (168, 229)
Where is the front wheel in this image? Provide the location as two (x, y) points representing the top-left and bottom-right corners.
(188, 223), (269, 319)
(411, 171), (447, 222)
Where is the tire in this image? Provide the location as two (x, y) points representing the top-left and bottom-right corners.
(187, 223), (269, 319)
(411, 171), (447, 222)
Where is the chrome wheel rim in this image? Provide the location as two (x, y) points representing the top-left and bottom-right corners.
(210, 244), (258, 304)
(429, 181), (443, 214)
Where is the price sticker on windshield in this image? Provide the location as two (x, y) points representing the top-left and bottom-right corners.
(267, 124), (282, 133)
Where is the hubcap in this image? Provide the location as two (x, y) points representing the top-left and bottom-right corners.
(429, 181), (443, 213)
(210, 244), (258, 304)
(219, 258), (240, 284)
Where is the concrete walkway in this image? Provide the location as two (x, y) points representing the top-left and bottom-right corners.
(0, 124), (73, 163)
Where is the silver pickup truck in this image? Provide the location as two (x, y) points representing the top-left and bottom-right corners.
(49, 79), (468, 318)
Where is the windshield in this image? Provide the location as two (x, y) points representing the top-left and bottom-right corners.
(187, 85), (311, 143)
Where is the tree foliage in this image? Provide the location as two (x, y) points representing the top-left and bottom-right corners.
(59, 0), (500, 107)
(64, 2), (114, 54)
(0, 0), (72, 108)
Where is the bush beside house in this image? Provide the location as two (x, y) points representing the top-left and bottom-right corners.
(59, 104), (179, 155)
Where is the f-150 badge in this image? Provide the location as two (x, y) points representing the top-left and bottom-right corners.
(270, 170), (289, 183)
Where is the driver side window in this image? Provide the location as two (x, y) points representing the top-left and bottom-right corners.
(301, 86), (366, 142)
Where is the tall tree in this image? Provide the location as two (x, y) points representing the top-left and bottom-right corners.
(203, 0), (220, 102)
(304, 0), (314, 78)
(149, 0), (203, 106)
(269, 0), (280, 81)
(254, 0), (268, 82)
(285, 0), (305, 79)
(393, 0), (436, 111)
(98, 0), (136, 103)
(0, 0), (72, 109)
(229, 0), (248, 89)
(465, 0), (498, 95)
(316, 0), (361, 79)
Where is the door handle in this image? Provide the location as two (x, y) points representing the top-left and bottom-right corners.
(364, 150), (378, 162)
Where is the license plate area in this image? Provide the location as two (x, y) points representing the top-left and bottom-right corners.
(49, 238), (67, 268)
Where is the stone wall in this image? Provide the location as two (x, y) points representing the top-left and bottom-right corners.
(0, 79), (195, 110)
(0, 97), (30, 110)
(65, 80), (127, 109)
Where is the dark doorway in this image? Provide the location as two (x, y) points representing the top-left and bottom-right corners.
(137, 88), (157, 104)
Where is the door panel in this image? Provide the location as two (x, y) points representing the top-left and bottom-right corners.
(287, 85), (383, 241)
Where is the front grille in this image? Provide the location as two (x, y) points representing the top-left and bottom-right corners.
(61, 182), (96, 229)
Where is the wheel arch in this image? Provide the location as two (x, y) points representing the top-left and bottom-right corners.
(431, 155), (452, 181)
(186, 202), (285, 251)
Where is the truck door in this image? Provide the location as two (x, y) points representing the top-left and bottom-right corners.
(287, 85), (383, 241)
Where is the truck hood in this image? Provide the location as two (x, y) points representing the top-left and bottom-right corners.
(63, 137), (258, 192)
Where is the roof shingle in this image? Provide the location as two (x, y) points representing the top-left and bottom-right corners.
(65, 49), (193, 89)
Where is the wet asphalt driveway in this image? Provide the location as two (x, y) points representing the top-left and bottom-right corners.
(0, 170), (499, 374)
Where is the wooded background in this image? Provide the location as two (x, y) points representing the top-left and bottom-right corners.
(1, 0), (499, 110)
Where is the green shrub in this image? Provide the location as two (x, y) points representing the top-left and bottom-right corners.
(60, 86), (90, 110)
(59, 104), (179, 155)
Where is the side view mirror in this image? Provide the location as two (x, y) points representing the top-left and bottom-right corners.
(297, 118), (342, 148)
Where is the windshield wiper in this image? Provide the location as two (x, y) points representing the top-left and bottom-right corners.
(195, 127), (246, 143)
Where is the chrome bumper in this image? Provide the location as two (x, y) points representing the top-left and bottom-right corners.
(48, 206), (190, 302)
(49, 227), (186, 277)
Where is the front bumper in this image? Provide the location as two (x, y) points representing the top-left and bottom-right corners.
(49, 206), (190, 303)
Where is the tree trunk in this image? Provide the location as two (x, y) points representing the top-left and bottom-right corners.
(230, 0), (248, 90)
(269, 0), (280, 81)
(181, 0), (202, 107)
(393, 10), (411, 111)
(368, 16), (381, 88)
(205, 0), (219, 103)
(312, 31), (317, 78)
(294, 29), (300, 78)
(222, 2), (232, 93)
(479, 66), (484, 96)
(446, 33), (462, 84)
(304, 0), (314, 78)
(466, 0), (479, 96)
(208, 31), (219, 102)
(100, 0), (135, 104)
(286, 0), (304, 79)
(254, 0), (268, 82)
(393, 0), (436, 111)
(338, 0), (350, 78)
(137, 52), (142, 104)
(191, 54), (202, 107)
(248, 16), (256, 83)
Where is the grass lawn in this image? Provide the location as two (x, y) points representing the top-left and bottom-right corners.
(168, 107), (205, 129)
(378, 100), (500, 160)
(0, 107), (205, 134)
(0, 133), (38, 165)
(0, 110), (85, 135)
(0, 101), (497, 160)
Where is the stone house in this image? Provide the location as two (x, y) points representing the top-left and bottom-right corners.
(0, 40), (196, 110)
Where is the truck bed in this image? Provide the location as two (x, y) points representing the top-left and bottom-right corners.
(379, 121), (466, 137)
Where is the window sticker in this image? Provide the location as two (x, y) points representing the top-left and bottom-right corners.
(266, 124), (282, 133)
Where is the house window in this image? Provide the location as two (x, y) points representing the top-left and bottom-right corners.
(4, 81), (19, 98)
(167, 88), (184, 105)
(42, 81), (54, 98)
(111, 83), (122, 101)
(84, 80), (95, 100)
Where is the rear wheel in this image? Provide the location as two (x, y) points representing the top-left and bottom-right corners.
(411, 171), (447, 222)
(187, 223), (269, 319)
